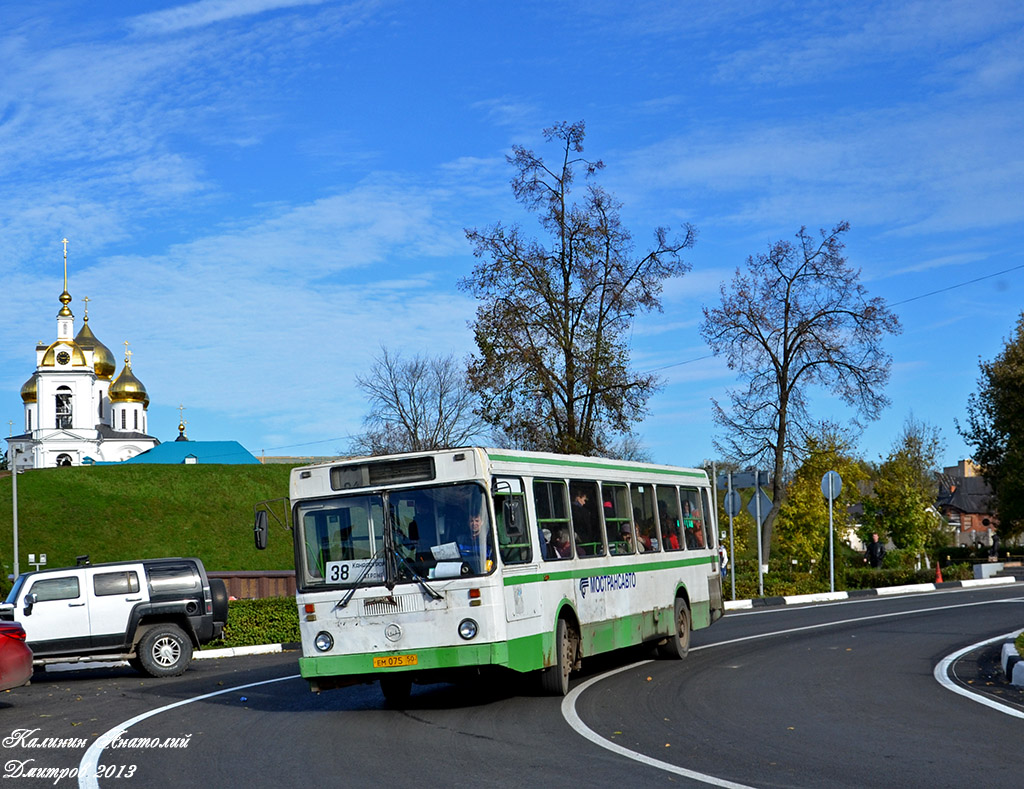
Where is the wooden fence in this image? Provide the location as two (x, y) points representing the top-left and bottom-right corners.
(209, 571), (295, 600)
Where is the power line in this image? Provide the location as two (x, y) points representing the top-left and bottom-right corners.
(645, 354), (715, 373)
(254, 435), (356, 453)
(644, 262), (1023, 374)
(889, 262), (1024, 306)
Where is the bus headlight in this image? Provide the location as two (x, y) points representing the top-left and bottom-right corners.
(458, 618), (478, 641)
(314, 631), (334, 652)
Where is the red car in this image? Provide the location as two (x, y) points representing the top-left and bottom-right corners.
(0, 622), (33, 691)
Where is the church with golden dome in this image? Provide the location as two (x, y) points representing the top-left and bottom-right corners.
(6, 241), (160, 469)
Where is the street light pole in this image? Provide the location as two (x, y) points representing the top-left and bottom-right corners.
(11, 448), (20, 578)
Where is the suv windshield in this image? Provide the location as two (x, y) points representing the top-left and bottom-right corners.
(3, 575), (26, 606)
(298, 482), (494, 589)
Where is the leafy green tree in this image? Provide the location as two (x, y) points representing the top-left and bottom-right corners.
(774, 428), (867, 567)
(700, 222), (900, 558)
(959, 313), (1024, 539)
(863, 416), (943, 554)
(460, 121), (695, 455)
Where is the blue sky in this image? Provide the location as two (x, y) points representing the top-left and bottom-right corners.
(3, 0), (1022, 470)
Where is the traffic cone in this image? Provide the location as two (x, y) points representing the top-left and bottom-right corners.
(935, 564), (943, 584)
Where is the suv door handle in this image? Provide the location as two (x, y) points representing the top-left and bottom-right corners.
(126, 597), (142, 602)
(68, 602), (85, 607)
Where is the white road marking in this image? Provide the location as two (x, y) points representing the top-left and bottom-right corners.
(933, 630), (1024, 719)
(561, 662), (757, 789)
(78, 674), (300, 789)
(75, 591), (1024, 788)
(562, 593), (1024, 785)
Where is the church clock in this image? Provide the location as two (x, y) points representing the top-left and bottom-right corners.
(56, 351), (70, 365)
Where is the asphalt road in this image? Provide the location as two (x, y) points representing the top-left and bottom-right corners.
(1, 584), (1022, 788)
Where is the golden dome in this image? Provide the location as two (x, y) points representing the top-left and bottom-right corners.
(74, 318), (116, 380)
(40, 340), (88, 368)
(108, 362), (149, 406)
(20, 375), (37, 404)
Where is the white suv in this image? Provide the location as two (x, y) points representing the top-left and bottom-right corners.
(0, 558), (228, 677)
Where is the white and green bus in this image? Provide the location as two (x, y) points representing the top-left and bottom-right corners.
(254, 447), (724, 701)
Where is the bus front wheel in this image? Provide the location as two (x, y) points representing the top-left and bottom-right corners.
(541, 618), (577, 696)
(657, 597), (691, 659)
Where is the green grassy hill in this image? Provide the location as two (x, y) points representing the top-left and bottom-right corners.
(0, 464), (296, 582)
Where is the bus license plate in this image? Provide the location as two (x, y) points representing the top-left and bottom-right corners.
(373, 654), (418, 668)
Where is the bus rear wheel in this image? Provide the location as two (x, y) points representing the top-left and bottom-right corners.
(657, 597), (691, 659)
(541, 618), (577, 696)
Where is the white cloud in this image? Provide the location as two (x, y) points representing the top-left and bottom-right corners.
(129, 0), (331, 35)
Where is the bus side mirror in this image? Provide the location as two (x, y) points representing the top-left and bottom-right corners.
(503, 499), (520, 531)
(254, 510), (269, 550)
(23, 593), (37, 617)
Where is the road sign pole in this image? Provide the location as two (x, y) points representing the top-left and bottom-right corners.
(755, 470), (763, 597)
(828, 475), (835, 593)
(728, 472), (735, 601)
(820, 471), (842, 595)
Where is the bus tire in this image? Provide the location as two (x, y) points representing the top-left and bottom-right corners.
(380, 674), (412, 707)
(540, 618), (576, 696)
(657, 597), (690, 660)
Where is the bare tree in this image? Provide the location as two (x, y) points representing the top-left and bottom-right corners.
(351, 347), (487, 456)
(700, 222), (900, 556)
(460, 121), (695, 455)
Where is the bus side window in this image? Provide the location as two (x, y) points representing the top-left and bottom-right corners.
(496, 492), (532, 565)
(570, 480), (605, 558)
(680, 488), (705, 549)
(657, 487), (683, 551)
(602, 483), (633, 555)
(631, 484), (659, 552)
(534, 480), (570, 561)
(700, 488), (716, 550)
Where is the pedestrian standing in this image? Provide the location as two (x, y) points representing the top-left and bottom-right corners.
(865, 532), (885, 568)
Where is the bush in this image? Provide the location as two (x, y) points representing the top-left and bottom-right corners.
(203, 597), (299, 649)
(844, 567), (937, 589)
(728, 556), (967, 598)
(1016, 632), (1023, 659)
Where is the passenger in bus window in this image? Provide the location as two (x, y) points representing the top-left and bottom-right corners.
(551, 529), (572, 558)
(620, 523), (639, 554)
(659, 501), (680, 550)
(630, 523), (646, 552)
(456, 512), (493, 571)
(681, 499), (704, 548)
(571, 487), (593, 533)
(539, 528), (551, 560)
(634, 508), (655, 551)
(570, 482), (603, 556)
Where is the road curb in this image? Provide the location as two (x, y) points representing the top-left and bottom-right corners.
(43, 642), (297, 673)
(723, 575), (1018, 611)
(999, 633), (1024, 688)
(195, 642), (296, 659)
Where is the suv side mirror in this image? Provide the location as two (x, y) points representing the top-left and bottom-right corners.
(254, 510), (269, 550)
(23, 593), (37, 617)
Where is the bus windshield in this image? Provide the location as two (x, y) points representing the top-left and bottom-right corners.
(297, 482), (495, 589)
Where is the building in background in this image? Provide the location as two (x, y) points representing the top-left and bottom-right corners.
(6, 241), (159, 469)
(936, 460), (998, 549)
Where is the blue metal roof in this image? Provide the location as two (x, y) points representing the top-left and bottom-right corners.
(118, 441), (259, 465)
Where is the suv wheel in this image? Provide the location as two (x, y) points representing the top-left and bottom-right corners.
(137, 624), (193, 677)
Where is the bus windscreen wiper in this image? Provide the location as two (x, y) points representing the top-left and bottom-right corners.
(336, 546), (384, 610)
(394, 552), (442, 600)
